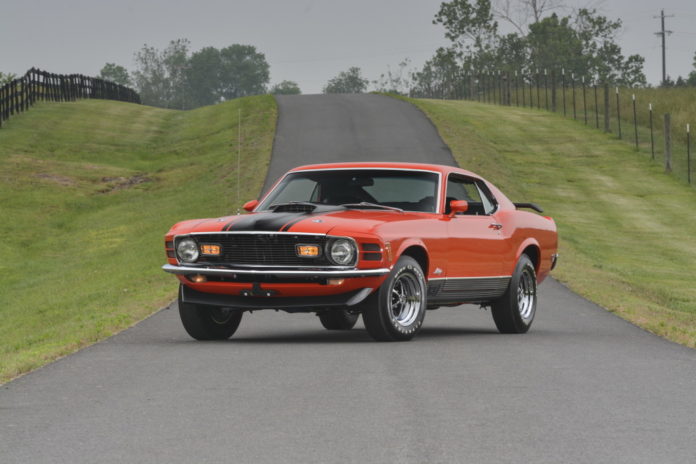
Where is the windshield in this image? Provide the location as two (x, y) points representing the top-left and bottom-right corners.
(258, 169), (440, 213)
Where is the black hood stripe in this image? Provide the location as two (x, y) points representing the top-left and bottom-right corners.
(221, 212), (311, 232)
(219, 204), (343, 232)
(280, 216), (311, 232)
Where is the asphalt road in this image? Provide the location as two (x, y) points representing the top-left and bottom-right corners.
(2, 94), (695, 463)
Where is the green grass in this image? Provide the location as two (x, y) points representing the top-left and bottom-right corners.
(402, 97), (696, 348)
(497, 86), (696, 184)
(0, 97), (276, 383)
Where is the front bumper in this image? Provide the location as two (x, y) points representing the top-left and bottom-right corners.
(179, 284), (374, 310)
(162, 263), (391, 278)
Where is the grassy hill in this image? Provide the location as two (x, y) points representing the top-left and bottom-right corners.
(0, 97), (276, 382)
(404, 97), (696, 348)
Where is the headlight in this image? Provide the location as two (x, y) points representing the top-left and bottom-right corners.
(327, 239), (356, 266)
(176, 238), (199, 263)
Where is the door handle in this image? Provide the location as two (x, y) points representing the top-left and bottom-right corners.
(489, 223), (503, 230)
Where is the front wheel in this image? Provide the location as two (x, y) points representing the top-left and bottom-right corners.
(362, 256), (427, 341)
(178, 288), (243, 340)
(491, 254), (537, 334)
(318, 309), (359, 330)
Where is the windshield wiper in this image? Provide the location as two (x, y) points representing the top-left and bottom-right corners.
(340, 202), (404, 212)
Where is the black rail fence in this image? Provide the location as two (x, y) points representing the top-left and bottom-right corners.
(411, 69), (693, 185)
(0, 68), (140, 129)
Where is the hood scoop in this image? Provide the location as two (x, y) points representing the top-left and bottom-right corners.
(271, 203), (317, 213)
(270, 202), (343, 214)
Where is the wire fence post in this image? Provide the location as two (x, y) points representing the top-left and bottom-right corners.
(649, 103), (655, 160)
(492, 71), (497, 104)
(544, 69), (549, 110)
(664, 113), (672, 173)
(688, 124), (692, 184)
(582, 76), (587, 124)
(632, 94), (639, 151)
(616, 87), (622, 139)
(562, 68), (567, 116)
(514, 70), (519, 106)
(551, 70), (557, 112)
(571, 73), (577, 120)
(506, 71), (511, 105)
(594, 82), (599, 128)
(528, 71), (533, 109)
(522, 70), (527, 107)
(603, 83), (610, 133)
(487, 72), (491, 104)
(536, 69), (541, 109)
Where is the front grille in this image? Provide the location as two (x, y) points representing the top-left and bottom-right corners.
(186, 233), (331, 266)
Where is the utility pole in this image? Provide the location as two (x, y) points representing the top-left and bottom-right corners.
(654, 9), (673, 85)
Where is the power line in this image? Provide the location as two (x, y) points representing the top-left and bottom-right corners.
(654, 9), (674, 84)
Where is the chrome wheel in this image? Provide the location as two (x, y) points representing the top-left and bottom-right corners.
(517, 267), (536, 322)
(362, 256), (427, 341)
(389, 272), (423, 327)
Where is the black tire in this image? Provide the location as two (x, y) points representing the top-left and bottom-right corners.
(491, 254), (537, 334)
(362, 256), (427, 341)
(318, 309), (359, 330)
(178, 290), (243, 340)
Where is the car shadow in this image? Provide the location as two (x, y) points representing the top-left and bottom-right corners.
(167, 326), (500, 345)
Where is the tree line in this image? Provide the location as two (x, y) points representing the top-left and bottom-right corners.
(98, 39), (302, 109)
(410, 0), (696, 97)
(4, 1), (696, 106)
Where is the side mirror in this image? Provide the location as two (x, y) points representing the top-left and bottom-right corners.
(242, 199), (259, 212)
(448, 200), (468, 217)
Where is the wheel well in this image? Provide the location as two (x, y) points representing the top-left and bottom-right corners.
(522, 245), (540, 272)
(400, 245), (429, 275)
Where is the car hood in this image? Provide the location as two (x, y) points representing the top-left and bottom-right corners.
(173, 208), (431, 236)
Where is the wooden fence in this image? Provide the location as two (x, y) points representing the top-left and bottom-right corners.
(0, 68), (140, 128)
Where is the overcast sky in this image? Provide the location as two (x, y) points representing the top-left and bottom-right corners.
(1, 0), (695, 93)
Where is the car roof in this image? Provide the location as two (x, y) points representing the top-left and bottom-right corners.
(289, 162), (480, 179)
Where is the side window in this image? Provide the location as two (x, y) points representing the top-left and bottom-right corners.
(475, 182), (498, 215)
(446, 175), (497, 216)
(446, 175), (485, 215)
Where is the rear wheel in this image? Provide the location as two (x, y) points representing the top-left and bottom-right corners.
(178, 289), (243, 340)
(491, 254), (537, 334)
(318, 309), (359, 330)
(362, 256), (427, 341)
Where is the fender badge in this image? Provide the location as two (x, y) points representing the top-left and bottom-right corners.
(434, 267), (443, 275)
(312, 219), (323, 223)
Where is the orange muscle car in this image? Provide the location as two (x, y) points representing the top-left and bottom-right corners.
(163, 162), (558, 341)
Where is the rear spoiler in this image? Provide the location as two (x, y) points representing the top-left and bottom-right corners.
(514, 202), (544, 213)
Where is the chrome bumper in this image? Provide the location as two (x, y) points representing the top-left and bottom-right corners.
(162, 263), (391, 278)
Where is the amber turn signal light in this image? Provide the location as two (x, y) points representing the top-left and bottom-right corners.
(296, 244), (320, 257)
(201, 244), (221, 255)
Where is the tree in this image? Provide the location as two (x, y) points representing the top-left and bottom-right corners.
(323, 67), (369, 93)
(527, 14), (584, 76)
(218, 44), (270, 100)
(270, 80), (301, 95)
(688, 52), (696, 87)
(373, 59), (412, 95)
(0, 72), (17, 86)
(434, 0), (500, 72)
(132, 38), (190, 109)
(492, 0), (565, 34)
(410, 49), (463, 98)
(186, 47), (223, 107)
(419, 0), (647, 97)
(99, 63), (131, 86)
